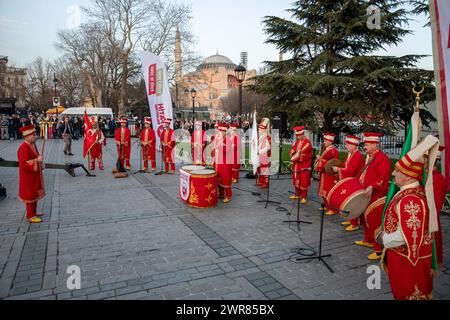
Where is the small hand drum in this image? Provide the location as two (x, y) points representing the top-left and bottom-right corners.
(325, 159), (345, 176)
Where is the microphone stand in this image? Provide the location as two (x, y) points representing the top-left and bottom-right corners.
(294, 202), (341, 273)
(257, 173), (281, 209)
(283, 168), (312, 229)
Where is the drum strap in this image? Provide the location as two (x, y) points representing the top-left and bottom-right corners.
(356, 152), (380, 180)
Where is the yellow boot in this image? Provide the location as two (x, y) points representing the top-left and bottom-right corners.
(325, 210), (337, 216)
(368, 252), (382, 261)
(355, 240), (374, 248)
(345, 225), (359, 232)
(301, 198), (307, 205)
(289, 195), (300, 200)
(223, 197), (232, 203)
(27, 217), (42, 224)
(341, 221), (351, 226)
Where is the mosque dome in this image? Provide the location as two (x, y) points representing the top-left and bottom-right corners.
(197, 52), (236, 71)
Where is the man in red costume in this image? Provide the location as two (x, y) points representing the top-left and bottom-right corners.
(87, 116), (106, 171)
(17, 124), (45, 223)
(257, 118), (271, 189)
(115, 118), (131, 170)
(333, 135), (365, 231)
(140, 117), (156, 172)
(289, 126), (312, 204)
(160, 118), (175, 174)
(229, 123), (241, 183)
(355, 132), (391, 260)
(216, 123), (232, 203)
(210, 122), (219, 170)
(376, 136), (439, 300)
(191, 120), (206, 166)
(315, 133), (339, 215)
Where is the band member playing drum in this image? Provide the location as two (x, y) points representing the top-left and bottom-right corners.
(191, 120), (206, 166)
(376, 135), (439, 300)
(333, 135), (364, 231)
(257, 118), (271, 189)
(115, 117), (131, 170)
(229, 123), (241, 183)
(160, 118), (175, 174)
(356, 132), (391, 260)
(315, 133), (339, 215)
(216, 123), (232, 203)
(290, 126), (313, 204)
(140, 117), (156, 172)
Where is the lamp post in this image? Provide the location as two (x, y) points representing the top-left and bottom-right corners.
(191, 89), (197, 123)
(53, 73), (59, 118)
(234, 64), (247, 127)
(185, 88), (196, 122)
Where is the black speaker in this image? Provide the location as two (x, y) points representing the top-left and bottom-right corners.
(272, 112), (287, 134)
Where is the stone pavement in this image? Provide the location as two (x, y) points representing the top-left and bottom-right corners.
(0, 138), (449, 300)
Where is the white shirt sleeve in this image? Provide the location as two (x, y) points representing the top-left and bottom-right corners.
(382, 228), (406, 249)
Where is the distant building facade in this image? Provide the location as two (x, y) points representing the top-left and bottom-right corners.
(0, 56), (27, 113)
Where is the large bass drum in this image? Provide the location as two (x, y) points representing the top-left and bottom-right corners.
(326, 177), (371, 220)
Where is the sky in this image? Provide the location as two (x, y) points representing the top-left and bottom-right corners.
(0, 0), (434, 71)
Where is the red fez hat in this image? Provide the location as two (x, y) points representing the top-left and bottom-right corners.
(363, 132), (383, 144)
(19, 124), (36, 137)
(323, 133), (336, 142)
(294, 126), (305, 135)
(345, 135), (360, 146)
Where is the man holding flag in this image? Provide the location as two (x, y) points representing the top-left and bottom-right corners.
(376, 135), (440, 300)
(115, 118), (132, 170)
(140, 117), (156, 172)
(84, 116), (106, 171)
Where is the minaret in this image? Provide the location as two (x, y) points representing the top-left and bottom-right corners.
(175, 27), (182, 84)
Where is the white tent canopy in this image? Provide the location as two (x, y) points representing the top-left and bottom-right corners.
(60, 107), (114, 117)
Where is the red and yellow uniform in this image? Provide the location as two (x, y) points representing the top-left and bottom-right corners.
(289, 126), (312, 203)
(257, 118), (271, 189)
(191, 121), (207, 166)
(17, 125), (45, 222)
(377, 136), (441, 300)
(230, 123), (241, 183)
(87, 116), (105, 171)
(381, 183), (433, 300)
(115, 118), (131, 170)
(337, 135), (365, 229)
(210, 123), (219, 170)
(315, 133), (339, 214)
(358, 133), (391, 257)
(140, 117), (156, 172)
(216, 123), (232, 202)
(159, 118), (175, 173)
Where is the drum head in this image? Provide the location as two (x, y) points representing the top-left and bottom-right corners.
(341, 192), (371, 221)
(182, 165), (205, 172)
(191, 169), (215, 175)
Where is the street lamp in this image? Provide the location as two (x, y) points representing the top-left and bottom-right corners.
(234, 64), (247, 127)
(190, 89), (197, 123)
(53, 73), (59, 118)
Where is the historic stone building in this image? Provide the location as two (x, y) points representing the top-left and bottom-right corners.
(173, 27), (257, 118)
(0, 56), (27, 113)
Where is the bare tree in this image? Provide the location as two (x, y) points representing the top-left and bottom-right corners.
(25, 57), (53, 111)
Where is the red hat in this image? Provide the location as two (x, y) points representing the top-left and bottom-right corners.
(345, 135), (360, 146)
(230, 123), (239, 128)
(120, 118), (127, 124)
(218, 123), (229, 132)
(363, 132), (382, 144)
(144, 117), (151, 124)
(164, 118), (172, 124)
(395, 153), (424, 180)
(90, 116), (98, 124)
(258, 118), (270, 130)
(293, 126), (305, 135)
(323, 133), (336, 143)
(19, 124), (36, 137)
